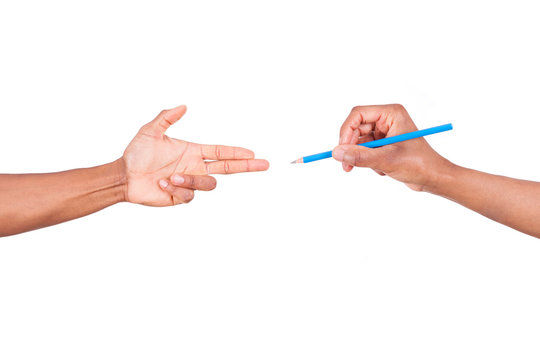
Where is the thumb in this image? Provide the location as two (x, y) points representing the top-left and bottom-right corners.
(147, 105), (187, 136)
(332, 144), (390, 169)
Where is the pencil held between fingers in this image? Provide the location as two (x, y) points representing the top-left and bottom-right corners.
(338, 105), (410, 172)
(332, 144), (392, 170)
(333, 104), (452, 192)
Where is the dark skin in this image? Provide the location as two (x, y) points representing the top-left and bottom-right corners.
(332, 104), (540, 239)
(0, 105), (269, 237)
(2, 103), (538, 238)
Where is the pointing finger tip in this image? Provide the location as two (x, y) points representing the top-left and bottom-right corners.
(253, 159), (270, 171)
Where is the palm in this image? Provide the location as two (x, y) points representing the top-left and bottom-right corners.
(122, 106), (268, 206)
(124, 134), (207, 206)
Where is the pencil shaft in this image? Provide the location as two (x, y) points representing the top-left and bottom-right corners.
(301, 123), (453, 164)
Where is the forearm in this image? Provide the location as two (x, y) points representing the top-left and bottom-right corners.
(0, 159), (127, 237)
(425, 161), (540, 238)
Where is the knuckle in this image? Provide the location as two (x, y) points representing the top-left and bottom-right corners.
(185, 175), (195, 187)
(354, 150), (364, 166)
(224, 161), (231, 174)
(215, 146), (222, 159)
(391, 103), (405, 112)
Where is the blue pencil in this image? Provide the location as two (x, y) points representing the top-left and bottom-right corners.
(291, 123), (453, 164)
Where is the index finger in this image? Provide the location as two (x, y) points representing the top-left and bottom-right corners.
(339, 106), (387, 145)
(201, 144), (255, 160)
(206, 159), (269, 174)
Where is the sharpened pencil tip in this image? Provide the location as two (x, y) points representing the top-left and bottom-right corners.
(290, 160), (297, 164)
(290, 158), (303, 164)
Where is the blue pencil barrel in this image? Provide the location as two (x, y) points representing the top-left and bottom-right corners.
(303, 151), (334, 163)
(302, 123), (453, 163)
(360, 123), (453, 148)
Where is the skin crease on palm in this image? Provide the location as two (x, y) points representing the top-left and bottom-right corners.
(2, 103), (540, 238)
(123, 105), (270, 206)
(0, 104), (270, 237)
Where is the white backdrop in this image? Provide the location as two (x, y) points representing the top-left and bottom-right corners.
(1, 1), (540, 359)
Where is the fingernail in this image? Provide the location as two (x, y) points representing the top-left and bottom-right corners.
(159, 179), (168, 188)
(172, 174), (184, 185)
(333, 148), (345, 161)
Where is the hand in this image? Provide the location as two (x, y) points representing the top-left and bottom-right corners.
(122, 105), (269, 206)
(332, 104), (452, 191)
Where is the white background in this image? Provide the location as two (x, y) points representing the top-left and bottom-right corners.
(1, 0), (540, 359)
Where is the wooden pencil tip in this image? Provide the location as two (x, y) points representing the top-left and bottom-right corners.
(290, 158), (303, 164)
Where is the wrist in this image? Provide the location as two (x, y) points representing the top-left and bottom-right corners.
(106, 158), (128, 203)
(421, 156), (460, 195)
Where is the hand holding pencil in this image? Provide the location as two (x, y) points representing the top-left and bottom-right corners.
(331, 104), (454, 192)
(4, 102), (540, 239)
(320, 103), (540, 238)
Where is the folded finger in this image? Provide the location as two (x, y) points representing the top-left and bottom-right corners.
(201, 144), (255, 160)
(339, 109), (377, 144)
(170, 174), (217, 191)
(206, 159), (269, 174)
(159, 180), (195, 204)
(357, 133), (375, 145)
